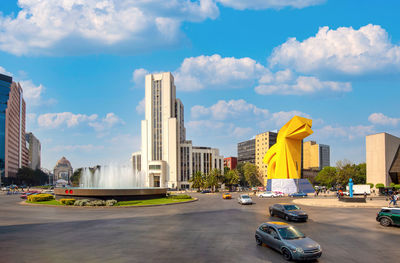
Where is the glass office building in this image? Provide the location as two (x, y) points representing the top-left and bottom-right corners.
(0, 73), (12, 180)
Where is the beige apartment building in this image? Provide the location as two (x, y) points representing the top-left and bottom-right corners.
(366, 133), (400, 188)
(302, 141), (330, 170)
(255, 131), (277, 186)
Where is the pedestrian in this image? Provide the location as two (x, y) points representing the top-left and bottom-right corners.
(364, 191), (367, 199)
(389, 194), (395, 207)
(394, 192), (399, 206)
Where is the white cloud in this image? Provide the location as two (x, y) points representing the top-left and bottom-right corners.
(368, 113), (400, 126)
(316, 124), (374, 140)
(136, 98), (146, 114)
(232, 127), (253, 137)
(0, 0), (220, 55)
(0, 66), (12, 76)
(89, 113), (124, 132)
(216, 0), (324, 10)
(37, 112), (98, 129)
(174, 54), (268, 91)
(269, 24), (400, 75)
(132, 68), (149, 89)
(191, 99), (269, 120)
(49, 144), (104, 152)
(269, 110), (311, 127)
(137, 54), (350, 95)
(19, 80), (44, 105)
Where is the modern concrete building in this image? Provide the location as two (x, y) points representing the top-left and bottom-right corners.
(302, 141), (330, 170)
(133, 72), (223, 189)
(0, 73), (28, 184)
(366, 133), (400, 188)
(54, 157), (73, 183)
(255, 131), (277, 185)
(224, 157), (237, 170)
(26, 132), (41, 170)
(237, 139), (256, 164)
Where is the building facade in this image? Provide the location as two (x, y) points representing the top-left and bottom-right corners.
(302, 141), (330, 170)
(237, 139), (255, 164)
(54, 157), (73, 183)
(26, 132), (41, 170)
(255, 131), (277, 185)
(366, 133), (400, 188)
(224, 157), (237, 170)
(134, 72), (223, 189)
(0, 73), (29, 184)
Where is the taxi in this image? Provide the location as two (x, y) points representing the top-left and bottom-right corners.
(222, 192), (232, 199)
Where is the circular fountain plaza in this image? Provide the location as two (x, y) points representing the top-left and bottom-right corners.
(54, 163), (167, 201)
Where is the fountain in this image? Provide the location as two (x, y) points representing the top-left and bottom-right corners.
(54, 162), (167, 201)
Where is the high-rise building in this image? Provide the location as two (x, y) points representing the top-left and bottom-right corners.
(255, 131), (277, 185)
(0, 73), (28, 184)
(224, 157), (237, 170)
(302, 141), (330, 170)
(133, 72), (223, 189)
(26, 132), (41, 170)
(237, 139), (256, 164)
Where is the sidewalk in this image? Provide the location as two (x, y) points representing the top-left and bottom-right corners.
(293, 197), (398, 208)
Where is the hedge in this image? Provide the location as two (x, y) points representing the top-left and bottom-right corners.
(28, 194), (54, 202)
(167, 194), (192, 200)
(376, 183), (385, 188)
(394, 184), (400, 190)
(60, 199), (76, 205)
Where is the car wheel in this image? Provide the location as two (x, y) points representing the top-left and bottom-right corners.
(270, 210), (274, 216)
(255, 236), (262, 246)
(380, 217), (392, 227)
(285, 215), (290, 221)
(282, 248), (292, 261)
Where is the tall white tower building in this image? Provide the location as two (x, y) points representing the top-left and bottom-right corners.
(133, 72), (223, 189)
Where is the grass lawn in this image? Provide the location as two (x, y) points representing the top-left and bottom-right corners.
(116, 197), (194, 206)
(26, 200), (62, 205)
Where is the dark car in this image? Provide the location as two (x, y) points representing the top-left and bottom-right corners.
(201, 190), (211, 194)
(376, 207), (400, 227)
(270, 204), (308, 222)
(255, 221), (322, 261)
(289, 192), (308, 198)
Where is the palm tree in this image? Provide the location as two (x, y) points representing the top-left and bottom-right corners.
(225, 170), (239, 191)
(190, 171), (204, 191)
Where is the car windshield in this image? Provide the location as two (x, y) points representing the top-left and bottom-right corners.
(242, 195), (250, 199)
(284, 205), (300, 210)
(264, 192), (272, 194)
(278, 226), (305, 240)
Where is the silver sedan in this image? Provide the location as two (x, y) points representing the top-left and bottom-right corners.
(238, 194), (253, 205)
(255, 222), (322, 261)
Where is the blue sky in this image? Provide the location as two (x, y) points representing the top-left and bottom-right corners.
(0, 0), (399, 170)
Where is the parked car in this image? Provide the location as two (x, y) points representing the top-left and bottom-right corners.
(376, 207), (400, 227)
(222, 193), (232, 199)
(289, 192), (308, 198)
(201, 190), (211, 194)
(238, 194), (253, 205)
(269, 204), (308, 222)
(20, 191), (40, 199)
(255, 221), (322, 261)
(258, 191), (280, 198)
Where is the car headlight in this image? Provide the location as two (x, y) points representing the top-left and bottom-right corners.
(316, 245), (321, 250)
(295, 247), (304, 253)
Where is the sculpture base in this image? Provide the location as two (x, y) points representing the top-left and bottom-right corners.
(339, 196), (366, 203)
(266, 179), (315, 194)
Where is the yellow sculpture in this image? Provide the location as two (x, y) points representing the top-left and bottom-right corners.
(263, 116), (313, 179)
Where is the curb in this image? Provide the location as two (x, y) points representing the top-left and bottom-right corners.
(19, 198), (198, 209)
(292, 199), (389, 208)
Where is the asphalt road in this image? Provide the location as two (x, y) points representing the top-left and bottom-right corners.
(0, 192), (399, 263)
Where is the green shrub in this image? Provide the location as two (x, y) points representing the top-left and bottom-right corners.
(60, 199), (75, 205)
(28, 194), (54, 202)
(367, 183), (374, 189)
(376, 183), (385, 188)
(74, 199), (90, 206)
(106, 199), (117, 206)
(90, 200), (106, 206)
(167, 194), (192, 200)
(394, 184), (400, 190)
(390, 182), (396, 187)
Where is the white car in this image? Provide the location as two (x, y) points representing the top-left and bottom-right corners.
(238, 194), (253, 205)
(258, 191), (284, 198)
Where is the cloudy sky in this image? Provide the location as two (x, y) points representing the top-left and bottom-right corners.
(0, 0), (399, 170)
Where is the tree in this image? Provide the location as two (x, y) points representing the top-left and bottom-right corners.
(243, 163), (262, 187)
(70, 168), (83, 187)
(190, 171), (204, 191)
(335, 161), (366, 187)
(236, 163), (247, 186)
(224, 169), (239, 191)
(205, 173), (218, 192)
(315, 166), (337, 187)
(15, 167), (48, 186)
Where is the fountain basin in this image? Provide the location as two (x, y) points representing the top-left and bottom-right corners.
(54, 188), (167, 201)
